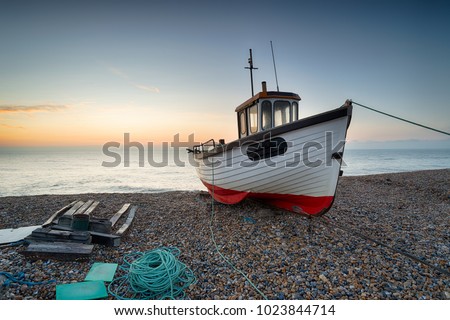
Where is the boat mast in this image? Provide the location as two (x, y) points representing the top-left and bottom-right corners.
(270, 41), (280, 92)
(245, 49), (258, 96)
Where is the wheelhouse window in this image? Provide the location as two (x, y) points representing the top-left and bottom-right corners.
(239, 110), (247, 137)
(261, 100), (272, 130)
(249, 104), (258, 134)
(292, 101), (298, 121)
(274, 100), (291, 126)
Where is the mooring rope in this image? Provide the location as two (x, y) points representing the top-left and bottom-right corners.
(318, 217), (450, 277)
(352, 101), (450, 136)
(209, 159), (268, 300)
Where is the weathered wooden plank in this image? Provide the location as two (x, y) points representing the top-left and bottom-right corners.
(42, 201), (78, 227)
(47, 230), (71, 239)
(61, 201), (85, 217)
(21, 241), (94, 261)
(116, 206), (137, 236)
(83, 201), (99, 216)
(74, 200), (94, 215)
(58, 201), (85, 227)
(89, 218), (112, 233)
(24, 241), (93, 254)
(27, 227), (49, 236)
(26, 227), (91, 243)
(50, 225), (75, 232)
(90, 231), (121, 247)
(109, 203), (131, 227)
(69, 231), (92, 242)
(53, 224), (119, 246)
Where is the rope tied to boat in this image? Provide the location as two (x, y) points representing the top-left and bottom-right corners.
(107, 247), (196, 300)
(209, 159), (269, 300)
(319, 216), (450, 277)
(352, 100), (450, 136)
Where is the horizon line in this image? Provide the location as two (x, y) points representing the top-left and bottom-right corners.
(0, 138), (449, 149)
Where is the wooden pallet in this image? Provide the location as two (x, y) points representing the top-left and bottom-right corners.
(22, 201), (138, 260)
(22, 242), (94, 261)
(57, 200), (99, 228)
(26, 227), (91, 243)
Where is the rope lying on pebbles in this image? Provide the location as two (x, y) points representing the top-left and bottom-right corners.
(319, 217), (450, 277)
(0, 170), (448, 299)
(0, 271), (55, 287)
(0, 240), (26, 248)
(208, 194), (269, 300)
(108, 247), (196, 300)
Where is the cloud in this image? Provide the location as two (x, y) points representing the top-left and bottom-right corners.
(0, 123), (25, 129)
(0, 104), (68, 114)
(133, 84), (160, 93)
(108, 66), (129, 80)
(108, 66), (160, 93)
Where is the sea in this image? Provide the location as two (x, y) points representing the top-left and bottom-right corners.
(0, 147), (449, 197)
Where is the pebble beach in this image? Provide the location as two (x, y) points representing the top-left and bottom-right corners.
(0, 169), (449, 300)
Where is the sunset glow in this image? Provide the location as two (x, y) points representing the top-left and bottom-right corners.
(1, 1), (449, 147)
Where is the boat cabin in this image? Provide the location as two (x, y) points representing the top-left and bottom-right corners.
(235, 82), (301, 138)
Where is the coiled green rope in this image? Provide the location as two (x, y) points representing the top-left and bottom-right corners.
(108, 247), (196, 300)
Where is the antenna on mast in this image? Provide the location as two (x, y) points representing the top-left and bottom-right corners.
(245, 49), (258, 96)
(270, 41), (280, 92)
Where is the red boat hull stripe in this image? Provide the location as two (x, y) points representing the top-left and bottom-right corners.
(201, 180), (334, 215)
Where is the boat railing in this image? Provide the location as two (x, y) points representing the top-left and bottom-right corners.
(191, 139), (216, 154)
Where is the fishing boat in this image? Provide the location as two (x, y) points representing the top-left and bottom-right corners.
(188, 50), (353, 216)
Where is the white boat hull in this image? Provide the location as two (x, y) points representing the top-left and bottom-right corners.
(191, 105), (352, 216)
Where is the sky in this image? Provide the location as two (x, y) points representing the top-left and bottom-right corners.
(0, 0), (449, 147)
